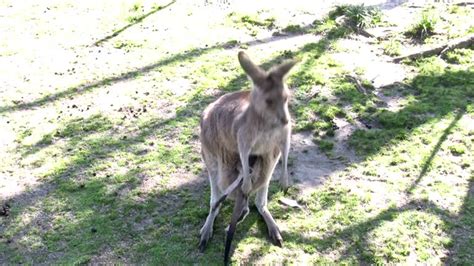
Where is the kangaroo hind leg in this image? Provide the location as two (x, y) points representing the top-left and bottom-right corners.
(199, 151), (222, 252)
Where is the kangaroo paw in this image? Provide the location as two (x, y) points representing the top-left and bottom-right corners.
(268, 225), (283, 247)
(198, 226), (213, 252)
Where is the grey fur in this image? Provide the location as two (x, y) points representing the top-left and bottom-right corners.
(198, 51), (297, 262)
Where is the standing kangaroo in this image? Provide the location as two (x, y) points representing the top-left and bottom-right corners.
(199, 51), (297, 264)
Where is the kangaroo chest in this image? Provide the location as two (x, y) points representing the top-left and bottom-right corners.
(251, 128), (283, 155)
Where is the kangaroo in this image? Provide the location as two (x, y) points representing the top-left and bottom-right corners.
(198, 51), (297, 264)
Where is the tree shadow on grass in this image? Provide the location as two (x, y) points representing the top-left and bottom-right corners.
(446, 177), (474, 264)
(0, 21), (319, 115)
(349, 66), (473, 158)
(0, 95), (221, 263)
(92, 0), (177, 47)
(0, 48), (211, 115)
(243, 108), (472, 263)
(281, 196), (461, 263)
(0, 22), (351, 263)
(239, 58), (473, 263)
(2, 15), (471, 263)
(407, 108), (465, 194)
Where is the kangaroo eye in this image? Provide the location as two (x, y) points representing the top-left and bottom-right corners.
(265, 99), (274, 106)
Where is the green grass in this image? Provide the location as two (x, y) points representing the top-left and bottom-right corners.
(282, 24), (305, 34)
(313, 139), (334, 155)
(383, 38), (402, 56)
(444, 48), (474, 65)
(228, 12), (276, 36)
(126, 1), (145, 23)
(350, 54), (473, 155)
(405, 8), (438, 40)
(1, 3), (473, 265)
(240, 15), (275, 29)
(342, 51), (473, 264)
(328, 4), (382, 30)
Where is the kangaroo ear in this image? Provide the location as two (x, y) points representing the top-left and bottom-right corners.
(269, 59), (298, 80)
(238, 51), (266, 85)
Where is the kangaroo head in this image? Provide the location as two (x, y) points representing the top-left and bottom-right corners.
(238, 51), (297, 126)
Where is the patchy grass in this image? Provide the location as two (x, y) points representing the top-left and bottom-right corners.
(228, 12), (276, 36)
(444, 48), (474, 65)
(343, 51), (473, 261)
(405, 7), (438, 41)
(329, 4), (382, 30)
(288, 40), (350, 149)
(444, 4), (474, 39)
(282, 24), (305, 34)
(126, 1), (145, 23)
(1, 2), (473, 265)
(240, 15), (275, 29)
(350, 53), (473, 156)
(382, 37), (402, 56)
(124, 1), (166, 24)
(113, 40), (143, 50)
(313, 139), (334, 155)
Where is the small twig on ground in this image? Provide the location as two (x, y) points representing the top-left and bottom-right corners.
(455, 2), (474, 7)
(345, 74), (367, 94)
(357, 28), (375, 38)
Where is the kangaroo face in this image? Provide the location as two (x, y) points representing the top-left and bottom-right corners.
(238, 51), (297, 127)
(252, 75), (291, 126)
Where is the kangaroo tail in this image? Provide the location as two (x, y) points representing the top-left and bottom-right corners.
(224, 190), (248, 265)
(211, 175), (242, 212)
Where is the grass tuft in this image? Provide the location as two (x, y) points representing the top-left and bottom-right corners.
(406, 8), (438, 40)
(329, 4), (382, 30)
(282, 24), (305, 34)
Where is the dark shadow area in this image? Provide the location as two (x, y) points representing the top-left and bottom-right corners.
(92, 0), (177, 46)
(407, 108), (465, 193)
(0, 92), (222, 264)
(446, 178), (474, 264)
